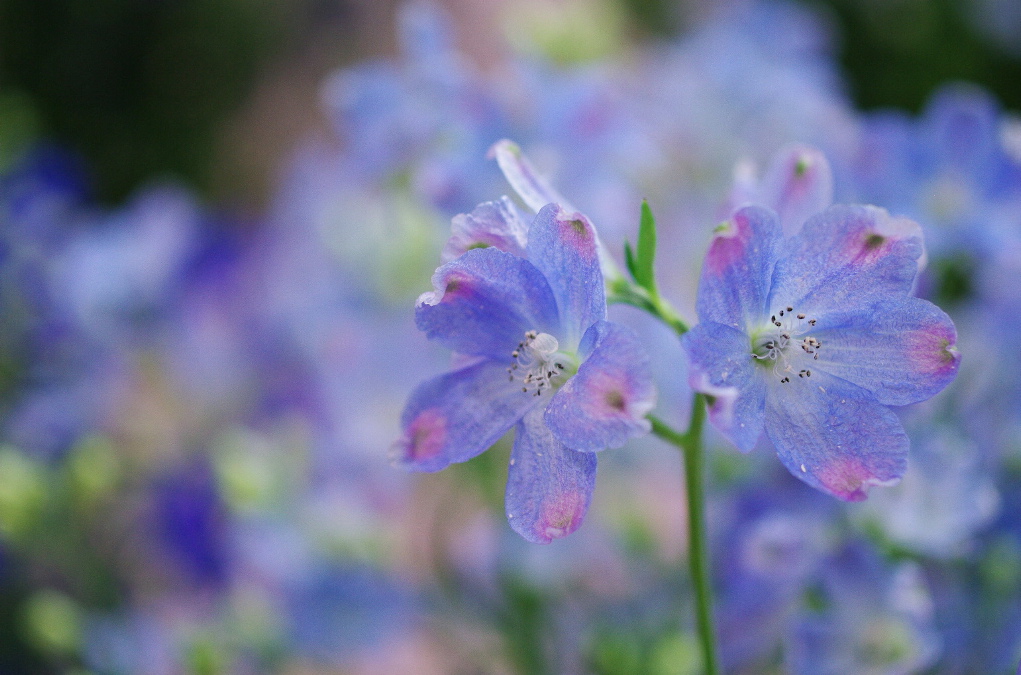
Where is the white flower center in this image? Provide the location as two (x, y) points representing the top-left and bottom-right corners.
(507, 330), (570, 397)
(751, 306), (823, 383)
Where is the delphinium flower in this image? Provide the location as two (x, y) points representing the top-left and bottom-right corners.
(971, 478), (1021, 672)
(854, 410), (1000, 558)
(634, 0), (856, 194)
(727, 143), (834, 235)
(975, 226), (1021, 453)
(54, 183), (202, 345)
(790, 543), (941, 674)
(848, 84), (1021, 263)
(395, 201), (655, 543)
(682, 203), (960, 499)
(320, 3), (512, 217)
(712, 481), (835, 671)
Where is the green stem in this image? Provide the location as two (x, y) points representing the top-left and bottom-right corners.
(607, 281), (688, 336)
(649, 396), (721, 675)
(614, 272), (717, 671)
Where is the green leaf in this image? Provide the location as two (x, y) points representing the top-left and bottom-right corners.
(635, 200), (657, 293)
(624, 240), (638, 280)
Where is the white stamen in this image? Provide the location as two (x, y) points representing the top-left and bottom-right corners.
(510, 330), (568, 395)
(751, 306), (822, 382)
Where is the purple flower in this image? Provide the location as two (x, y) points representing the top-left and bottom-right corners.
(682, 204), (960, 500)
(395, 203), (655, 543)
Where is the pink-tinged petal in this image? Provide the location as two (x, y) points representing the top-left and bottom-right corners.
(505, 407), (596, 544)
(757, 144), (834, 235)
(765, 370), (907, 502)
(394, 361), (542, 472)
(681, 321), (765, 452)
(488, 140), (623, 284)
(809, 297), (961, 406)
(400, 408), (447, 463)
(525, 203), (605, 347)
(416, 247), (560, 360)
(769, 205), (924, 318)
(544, 321), (655, 452)
(488, 139), (576, 214)
(696, 206), (782, 331)
(442, 197), (529, 261)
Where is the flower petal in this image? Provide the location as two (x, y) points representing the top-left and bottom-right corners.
(757, 144), (834, 235)
(682, 321), (765, 452)
(696, 206), (782, 331)
(488, 139), (576, 213)
(416, 247), (560, 360)
(768, 205), (924, 317)
(544, 321), (655, 452)
(765, 370), (908, 502)
(505, 407), (596, 544)
(809, 297), (961, 406)
(394, 360), (542, 472)
(923, 84), (1003, 177)
(441, 197), (529, 261)
(525, 203), (605, 347)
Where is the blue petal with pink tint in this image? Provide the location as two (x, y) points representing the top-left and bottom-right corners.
(544, 321), (655, 452)
(505, 407), (596, 544)
(395, 360), (541, 472)
(415, 247), (560, 360)
(526, 203), (606, 346)
(681, 321), (765, 452)
(768, 205), (923, 316)
(441, 196), (529, 261)
(808, 297), (960, 406)
(697, 206), (781, 332)
(765, 370), (908, 501)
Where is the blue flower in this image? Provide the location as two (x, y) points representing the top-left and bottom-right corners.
(682, 204), (960, 500)
(849, 84), (1021, 261)
(790, 543), (941, 674)
(395, 203), (655, 543)
(728, 143), (834, 236)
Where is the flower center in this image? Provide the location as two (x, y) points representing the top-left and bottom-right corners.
(750, 306), (823, 383)
(507, 330), (575, 397)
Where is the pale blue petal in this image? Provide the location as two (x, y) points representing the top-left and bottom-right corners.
(808, 297), (960, 406)
(525, 203), (605, 347)
(765, 370), (908, 502)
(489, 139), (576, 213)
(682, 321), (765, 452)
(416, 248), (560, 360)
(544, 321), (655, 452)
(768, 205), (923, 318)
(442, 197), (529, 261)
(696, 206), (782, 331)
(395, 361), (541, 472)
(505, 407), (596, 544)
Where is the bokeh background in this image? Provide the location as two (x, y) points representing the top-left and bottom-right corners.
(0, 0), (1019, 673)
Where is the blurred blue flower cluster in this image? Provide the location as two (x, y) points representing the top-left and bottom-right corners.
(1, 1), (1020, 673)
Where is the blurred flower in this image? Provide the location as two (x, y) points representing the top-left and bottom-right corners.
(790, 543), (941, 674)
